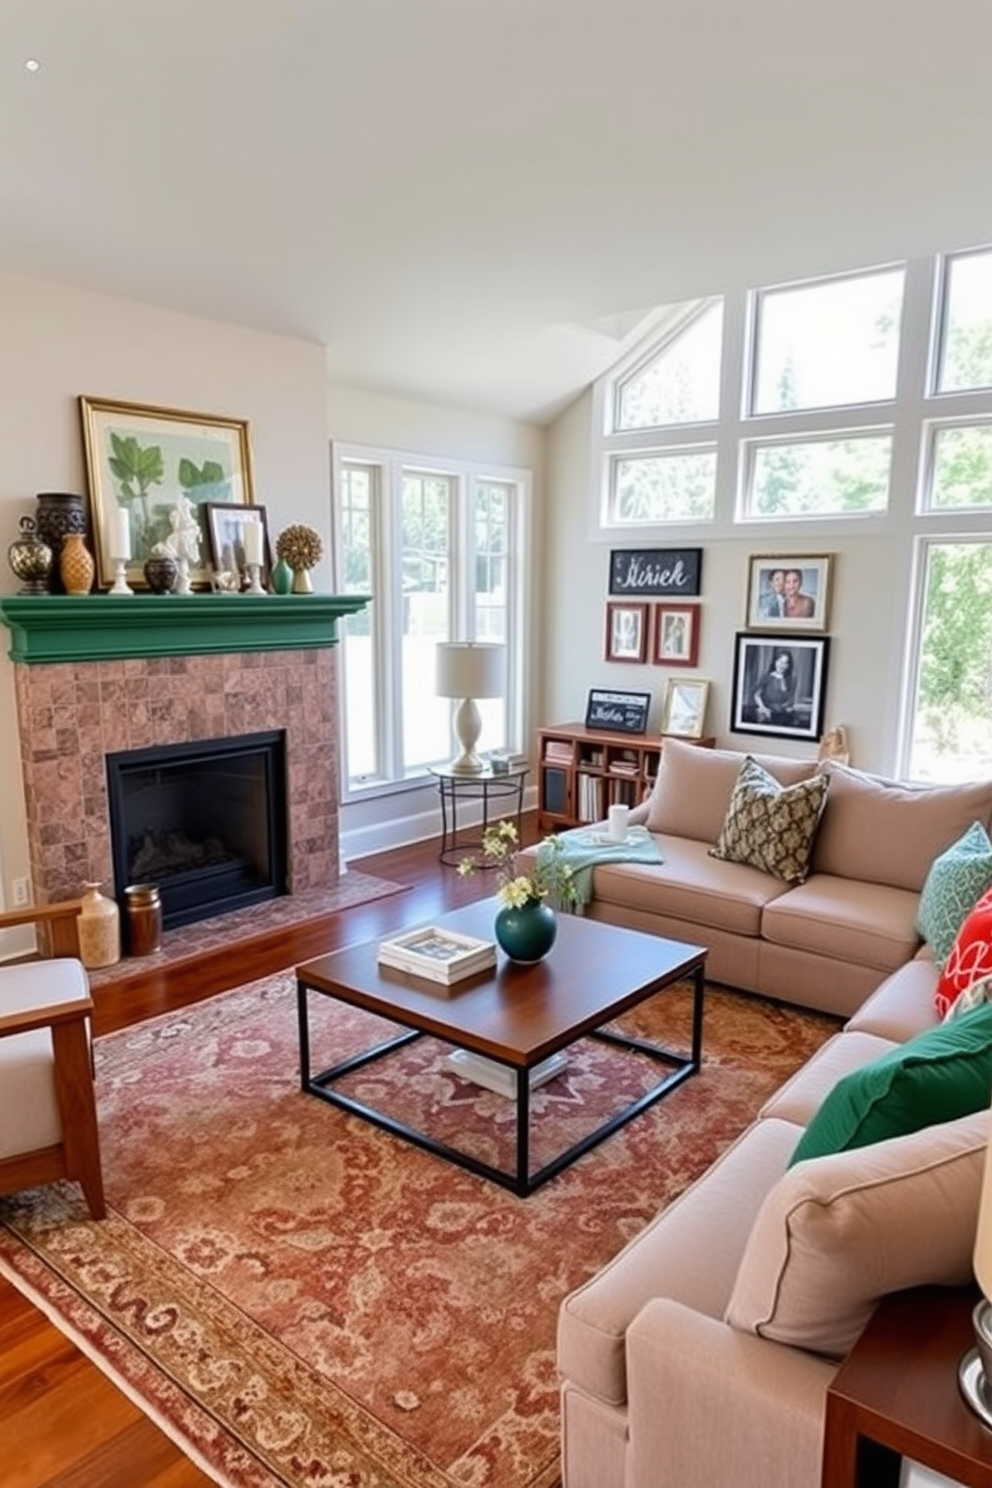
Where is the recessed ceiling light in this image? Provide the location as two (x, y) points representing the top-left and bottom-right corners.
(24, 58), (41, 73)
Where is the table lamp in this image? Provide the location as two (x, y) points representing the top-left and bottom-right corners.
(962, 1116), (992, 1425)
(435, 642), (506, 774)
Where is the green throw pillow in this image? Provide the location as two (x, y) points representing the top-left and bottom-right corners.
(917, 820), (992, 966)
(790, 1002), (992, 1166)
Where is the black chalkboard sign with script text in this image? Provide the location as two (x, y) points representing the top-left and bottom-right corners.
(585, 689), (651, 734)
(609, 548), (703, 597)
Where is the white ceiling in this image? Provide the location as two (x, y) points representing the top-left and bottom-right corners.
(2, 0), (991, 425)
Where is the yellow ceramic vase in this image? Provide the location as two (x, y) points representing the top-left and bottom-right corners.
(59, 533), (95, 595)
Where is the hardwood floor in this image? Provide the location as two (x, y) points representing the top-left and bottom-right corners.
(0, 825), (538, 1487)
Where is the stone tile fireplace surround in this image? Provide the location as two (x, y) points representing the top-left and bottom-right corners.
(0, 593), (368, 911)
(15, 648), (339, 905)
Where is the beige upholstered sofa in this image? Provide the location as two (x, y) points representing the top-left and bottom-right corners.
(537, 742), (992, 1488)
(556, 739), (992, 1018)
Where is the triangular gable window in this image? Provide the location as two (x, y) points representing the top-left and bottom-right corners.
(615, 301), (723, 431)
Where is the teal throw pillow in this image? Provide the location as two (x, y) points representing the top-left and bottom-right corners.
(917, 820), (992, 966)
(790, 1002), (992, 1166)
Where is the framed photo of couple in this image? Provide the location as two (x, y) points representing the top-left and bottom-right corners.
(745, 554), (833, 632)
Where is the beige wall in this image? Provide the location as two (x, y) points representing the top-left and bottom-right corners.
(0, 270), (331, 904)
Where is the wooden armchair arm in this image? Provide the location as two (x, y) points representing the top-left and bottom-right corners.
(0, 995), (95, 1038)
(0, 899), (83, 958)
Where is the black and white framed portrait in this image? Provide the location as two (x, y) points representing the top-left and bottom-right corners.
(730, 633), (831, 742)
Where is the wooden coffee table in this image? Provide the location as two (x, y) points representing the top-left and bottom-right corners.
(296, 899), (707, 1195)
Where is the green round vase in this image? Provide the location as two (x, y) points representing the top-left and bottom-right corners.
(271, 556), (294, 595)
(494, 900), (557, 964)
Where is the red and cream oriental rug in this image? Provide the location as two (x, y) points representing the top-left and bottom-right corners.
(0, 969), (837, 1488)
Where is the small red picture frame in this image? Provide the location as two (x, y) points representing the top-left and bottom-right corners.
(653, 603), (700, 667)
(605, 601), (649, 663)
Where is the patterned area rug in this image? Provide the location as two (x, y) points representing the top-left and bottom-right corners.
(0, 971), (837, 1488)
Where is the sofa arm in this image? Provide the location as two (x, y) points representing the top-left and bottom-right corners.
(625, 1299), (836, 1488)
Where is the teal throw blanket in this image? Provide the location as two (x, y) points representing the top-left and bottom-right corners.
(536, 825), (664, 911)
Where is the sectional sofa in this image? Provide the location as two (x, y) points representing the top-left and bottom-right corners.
(527, 740), (992, 1488)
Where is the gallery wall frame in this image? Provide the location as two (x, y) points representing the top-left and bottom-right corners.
(585, 689), (651, 734)
(660, 678), (710, 739)
(79, 395), (255, 589)
(653, 602), (700, 667)
(605, 600), (649, 663)
(745, 553), (833, 632)
(730, 632), (831, 742)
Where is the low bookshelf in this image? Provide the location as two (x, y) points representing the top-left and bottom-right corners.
(536, 723), (715, 832)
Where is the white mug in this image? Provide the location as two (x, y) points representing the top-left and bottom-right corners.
(608, 803), (629, 842)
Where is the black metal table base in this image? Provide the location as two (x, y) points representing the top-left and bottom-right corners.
(296, 966), (704, 1196)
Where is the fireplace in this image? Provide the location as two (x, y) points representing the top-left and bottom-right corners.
(106, 731), (288, 930)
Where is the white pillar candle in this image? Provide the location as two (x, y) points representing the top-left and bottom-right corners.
(243, 519), (263, 567)
(608, 803), (630, 841)
(108, 507), (131, 561)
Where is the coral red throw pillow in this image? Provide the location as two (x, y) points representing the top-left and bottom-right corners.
(935, 887), (992, 1017)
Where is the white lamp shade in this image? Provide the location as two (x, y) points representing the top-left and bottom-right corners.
(435, 643), (506, 700)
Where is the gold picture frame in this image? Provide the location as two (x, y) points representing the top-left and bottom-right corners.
(660, 678), (710, 739)
(79, 396), (255, 590)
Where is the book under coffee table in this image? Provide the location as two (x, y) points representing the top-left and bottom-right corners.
(296, 898), (707, 1196)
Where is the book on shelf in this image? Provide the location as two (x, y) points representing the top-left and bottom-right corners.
(378, 927), (497, 985)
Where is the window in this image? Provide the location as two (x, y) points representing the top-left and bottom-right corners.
(748, 434), (892, 517)
(332, 445), (528, 797)
(935, 249), (992, 395)
(616, 302), (722, 429)
(905, 540), (992, 782)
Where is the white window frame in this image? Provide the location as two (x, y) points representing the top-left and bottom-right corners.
(331, 441), (532, 803)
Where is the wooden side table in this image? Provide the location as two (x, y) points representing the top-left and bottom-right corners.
(822, 1285), (992, 1488)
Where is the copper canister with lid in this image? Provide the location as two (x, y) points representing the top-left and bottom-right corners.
(124, 883), (163, 957)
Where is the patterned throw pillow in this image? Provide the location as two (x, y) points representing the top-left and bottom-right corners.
(710, 756), (829, 885)
(935, 886), (992, 1017)
(916, 820), (992, 967)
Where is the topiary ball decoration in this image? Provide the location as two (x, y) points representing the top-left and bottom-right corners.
(275, 524), (323, 572)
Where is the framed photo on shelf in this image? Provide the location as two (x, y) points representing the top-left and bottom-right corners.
(206, 502), (272, 589)
(79, 395), (255, 590)
(745, 554), (833, 632)
(653, 603), (700, 666)
(730, 633), (831, 742)
(660, 678), (710, 739)
(605, 601), (649, 663)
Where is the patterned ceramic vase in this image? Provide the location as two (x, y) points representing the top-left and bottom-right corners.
(7, 515), (52, 593)
(35, 492), (86, 593)
(59, 532), (96, 595)
(143, 555), (179, 594)
(494, 900), (557, 964)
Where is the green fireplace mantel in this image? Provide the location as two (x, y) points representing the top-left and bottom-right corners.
(0, 593), (372, 664)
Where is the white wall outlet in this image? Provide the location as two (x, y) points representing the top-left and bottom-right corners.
(11, 876), (30, 908)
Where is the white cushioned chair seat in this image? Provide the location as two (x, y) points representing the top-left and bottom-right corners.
(0, 957), (92, 1162)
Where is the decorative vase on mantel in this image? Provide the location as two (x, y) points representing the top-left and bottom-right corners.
(59, 532), (96, 595)
(7, 515), (52, 593)
(494, 899), (558, 964)
(35, 492), (86, 593)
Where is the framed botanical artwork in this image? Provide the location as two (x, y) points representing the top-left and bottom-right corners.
(653, 603), (700, 667)
(206, 503), (272, 590)
(660, 678), (710, 739)
(605, 601), (649, 663)
(79, 396), (255, 589)
(730, 633), (831, 742)
(745, 554), (833, 632)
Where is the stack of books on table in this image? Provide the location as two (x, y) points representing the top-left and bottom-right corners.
(377, 927), (497, 985)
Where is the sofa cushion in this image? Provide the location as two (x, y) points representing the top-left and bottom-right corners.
(811, 764), (992, 892)
(760, 1030), (898, 1127)
(590, 834), (791, 939)
(644, 738), (817, 844)
(917, 820), (992, 965)
(761, 875), (921, 974)
(558, 1116), (803, 1407)
(710, 757), (828, 885)
(726, 1111), (987, 1359)
(935, 886), (992, 1017)
(845, 953), (939, 1043)
(790, 1002), (992, 1164)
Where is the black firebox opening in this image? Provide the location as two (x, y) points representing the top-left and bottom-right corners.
(105, 731), (288, 931)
